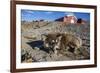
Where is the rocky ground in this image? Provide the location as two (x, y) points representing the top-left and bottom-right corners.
(21, 21), (90, 63)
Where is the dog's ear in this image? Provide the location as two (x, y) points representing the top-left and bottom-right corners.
(57, 34), (62, 41)
(58, 35), (62, 41)
(56, 33), (61, 37)
(41, 34), (47, 41)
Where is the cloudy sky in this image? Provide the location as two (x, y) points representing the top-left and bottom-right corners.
(21, 9), (90, 22)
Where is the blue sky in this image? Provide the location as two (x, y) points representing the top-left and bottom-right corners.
(21, 9), (90, 22)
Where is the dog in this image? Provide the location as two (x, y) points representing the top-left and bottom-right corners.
(41, 32), (82, 56)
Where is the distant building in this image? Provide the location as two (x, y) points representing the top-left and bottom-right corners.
(63, 15), (77, 24)
(55, 15), (77, 25)
(55, 15), (87, 25)
(40, 19), (44, 22)
(77, 18), (87, 25)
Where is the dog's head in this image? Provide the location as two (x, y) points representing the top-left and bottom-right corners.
(41, 33), (62, 50)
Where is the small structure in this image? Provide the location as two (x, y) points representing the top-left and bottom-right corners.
(63, 15), (77, 24)
(55, 15), (87, 25)
(40, 19), (44, 22)
(55, 15), (77, 25)
(77, 18), (87, 25)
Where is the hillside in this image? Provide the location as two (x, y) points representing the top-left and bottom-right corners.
(21, 21), (90, 63)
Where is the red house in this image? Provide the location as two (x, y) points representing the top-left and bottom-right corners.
(63, 15), (77, 24)
(55, 15), (87, 25)
(55, 15), (77, 25)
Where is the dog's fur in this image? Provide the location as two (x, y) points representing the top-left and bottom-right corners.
(41, 32), (82, 55)
(59, 33), (82, 54)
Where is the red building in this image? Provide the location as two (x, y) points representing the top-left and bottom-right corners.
(55, 15), (87, 25)
(63, 15), (77, 24)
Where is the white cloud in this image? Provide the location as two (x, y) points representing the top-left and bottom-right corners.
(45, 11), (53, 14)
(64, 12), (75, 16)
(26, 10), (35, 14)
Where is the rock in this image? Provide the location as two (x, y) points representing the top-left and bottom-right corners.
(21, 21), (90, 62)
(34, 47), (40, 51)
